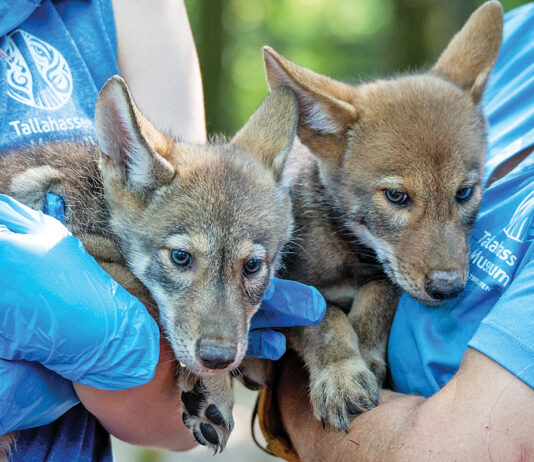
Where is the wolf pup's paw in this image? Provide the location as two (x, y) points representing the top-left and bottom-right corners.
(360, 347), (388, 386)
(181, 376), (235, 454)
(309, 357), (379, 431)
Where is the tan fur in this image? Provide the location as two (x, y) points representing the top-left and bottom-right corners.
(264, 1), (503, 430)
(0, 78), (298, 454)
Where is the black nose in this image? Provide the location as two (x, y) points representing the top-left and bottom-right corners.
(424, 270), (465, 300)
(196, 340), (236, 370)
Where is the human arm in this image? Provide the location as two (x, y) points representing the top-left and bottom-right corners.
(112, 0), (206, 143)
(0, 194), (162, 432)
(0, 194), (196, 449)
(73, 339), (197, 451)
(278, 348), (534, 462)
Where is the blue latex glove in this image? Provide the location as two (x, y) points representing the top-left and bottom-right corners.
(246, 277), (327, 360)
(0, 194), (160, 433)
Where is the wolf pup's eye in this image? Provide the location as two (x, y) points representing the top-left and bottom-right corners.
(170, 249), (192, 268)
(384, 189), (409, 206)
(243, 258), (262, 277)
(456, 186), (473, 203)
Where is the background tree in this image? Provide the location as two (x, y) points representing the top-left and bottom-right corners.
(186, 0), (526, 136)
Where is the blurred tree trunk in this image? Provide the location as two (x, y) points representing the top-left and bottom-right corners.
(389, 0), (480, 72)
(390, 0), (429, 70)
(193, 0), (229, 133)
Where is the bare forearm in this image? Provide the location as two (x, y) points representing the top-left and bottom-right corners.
(74, 340), (196, 452)
(278, 357), (425, 462)
(278, 349), (534, 462)
(112, 0), (206, 143)
(335, 391), (424, 462)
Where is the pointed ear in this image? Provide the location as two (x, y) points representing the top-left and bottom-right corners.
(263, 46), (359, 163)
(94, 76), (175, 191)
(232, 86), (297, 182)
(432, 1), (503, 102)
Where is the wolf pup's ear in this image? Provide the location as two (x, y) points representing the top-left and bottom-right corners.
(432, 0), (503, 103)
(263, 46), (359, 163)
(95, 76), (175, 191)
(232, 86), (297, 182)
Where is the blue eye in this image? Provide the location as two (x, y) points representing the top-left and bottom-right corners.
(456, 186), (473, 203)
(384, 189), (410, 206)
(243, 258), (262, 276)
(170, 249), (192, 268)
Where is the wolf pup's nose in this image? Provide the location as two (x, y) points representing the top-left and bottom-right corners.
(196, 340), (236, 370)
(424, 270), (465, 300)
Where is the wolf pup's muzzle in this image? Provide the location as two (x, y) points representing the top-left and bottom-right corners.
(196, 339), (237, 370)
(424, 270), (465, 300)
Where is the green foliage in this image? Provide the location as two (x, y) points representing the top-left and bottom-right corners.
(186, 0), (529, 136)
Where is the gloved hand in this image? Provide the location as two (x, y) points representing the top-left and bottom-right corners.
(247, 277), (327, 360)
(0, 193), (160, 433)
(0, 194), (160, 386)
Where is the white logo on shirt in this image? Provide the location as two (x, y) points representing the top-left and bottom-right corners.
(3, 29), (72, 110)
(504, 190), (534, 243)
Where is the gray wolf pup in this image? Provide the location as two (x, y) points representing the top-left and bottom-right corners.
(263, 1), (503, 431)
(0, 76), (298, 456)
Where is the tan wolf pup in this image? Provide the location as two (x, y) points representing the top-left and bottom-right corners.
(262, 1), (503, 431)
(0, 76), (298, 456)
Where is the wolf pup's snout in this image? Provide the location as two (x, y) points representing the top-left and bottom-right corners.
(424, 270), (465, 300)
(196, 339), (237, 370)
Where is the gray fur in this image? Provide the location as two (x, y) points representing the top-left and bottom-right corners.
(0, 77), (298, 454)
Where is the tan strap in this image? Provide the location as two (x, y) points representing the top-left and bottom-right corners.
(250, 362), (301, 462)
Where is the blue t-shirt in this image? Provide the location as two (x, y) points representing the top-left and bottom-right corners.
(9, 405), (112, 462)
(0, 0), (118, 151)
(388, 2), (534, 396)
(1, 1), (118, 460)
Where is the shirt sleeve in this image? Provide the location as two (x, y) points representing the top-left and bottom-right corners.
(469, 245), (534, 388)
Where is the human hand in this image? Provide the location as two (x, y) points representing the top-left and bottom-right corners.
(0, 194), (160, 432)
(246, 277), (326, 360)
(0, 193), (160, 387)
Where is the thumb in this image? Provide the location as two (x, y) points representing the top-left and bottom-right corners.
(246, 329), (286, 360)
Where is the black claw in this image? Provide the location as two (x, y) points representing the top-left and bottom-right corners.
(347, 402), (362, 418)
(200, 422), (219, 446)
(335, 407), (353, 433)
(205, 404), (225, 426)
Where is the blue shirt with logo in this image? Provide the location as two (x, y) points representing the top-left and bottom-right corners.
(1, 1), (118, 460)
(0, 0), (118, 151)
(388, 2), (534, 396)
